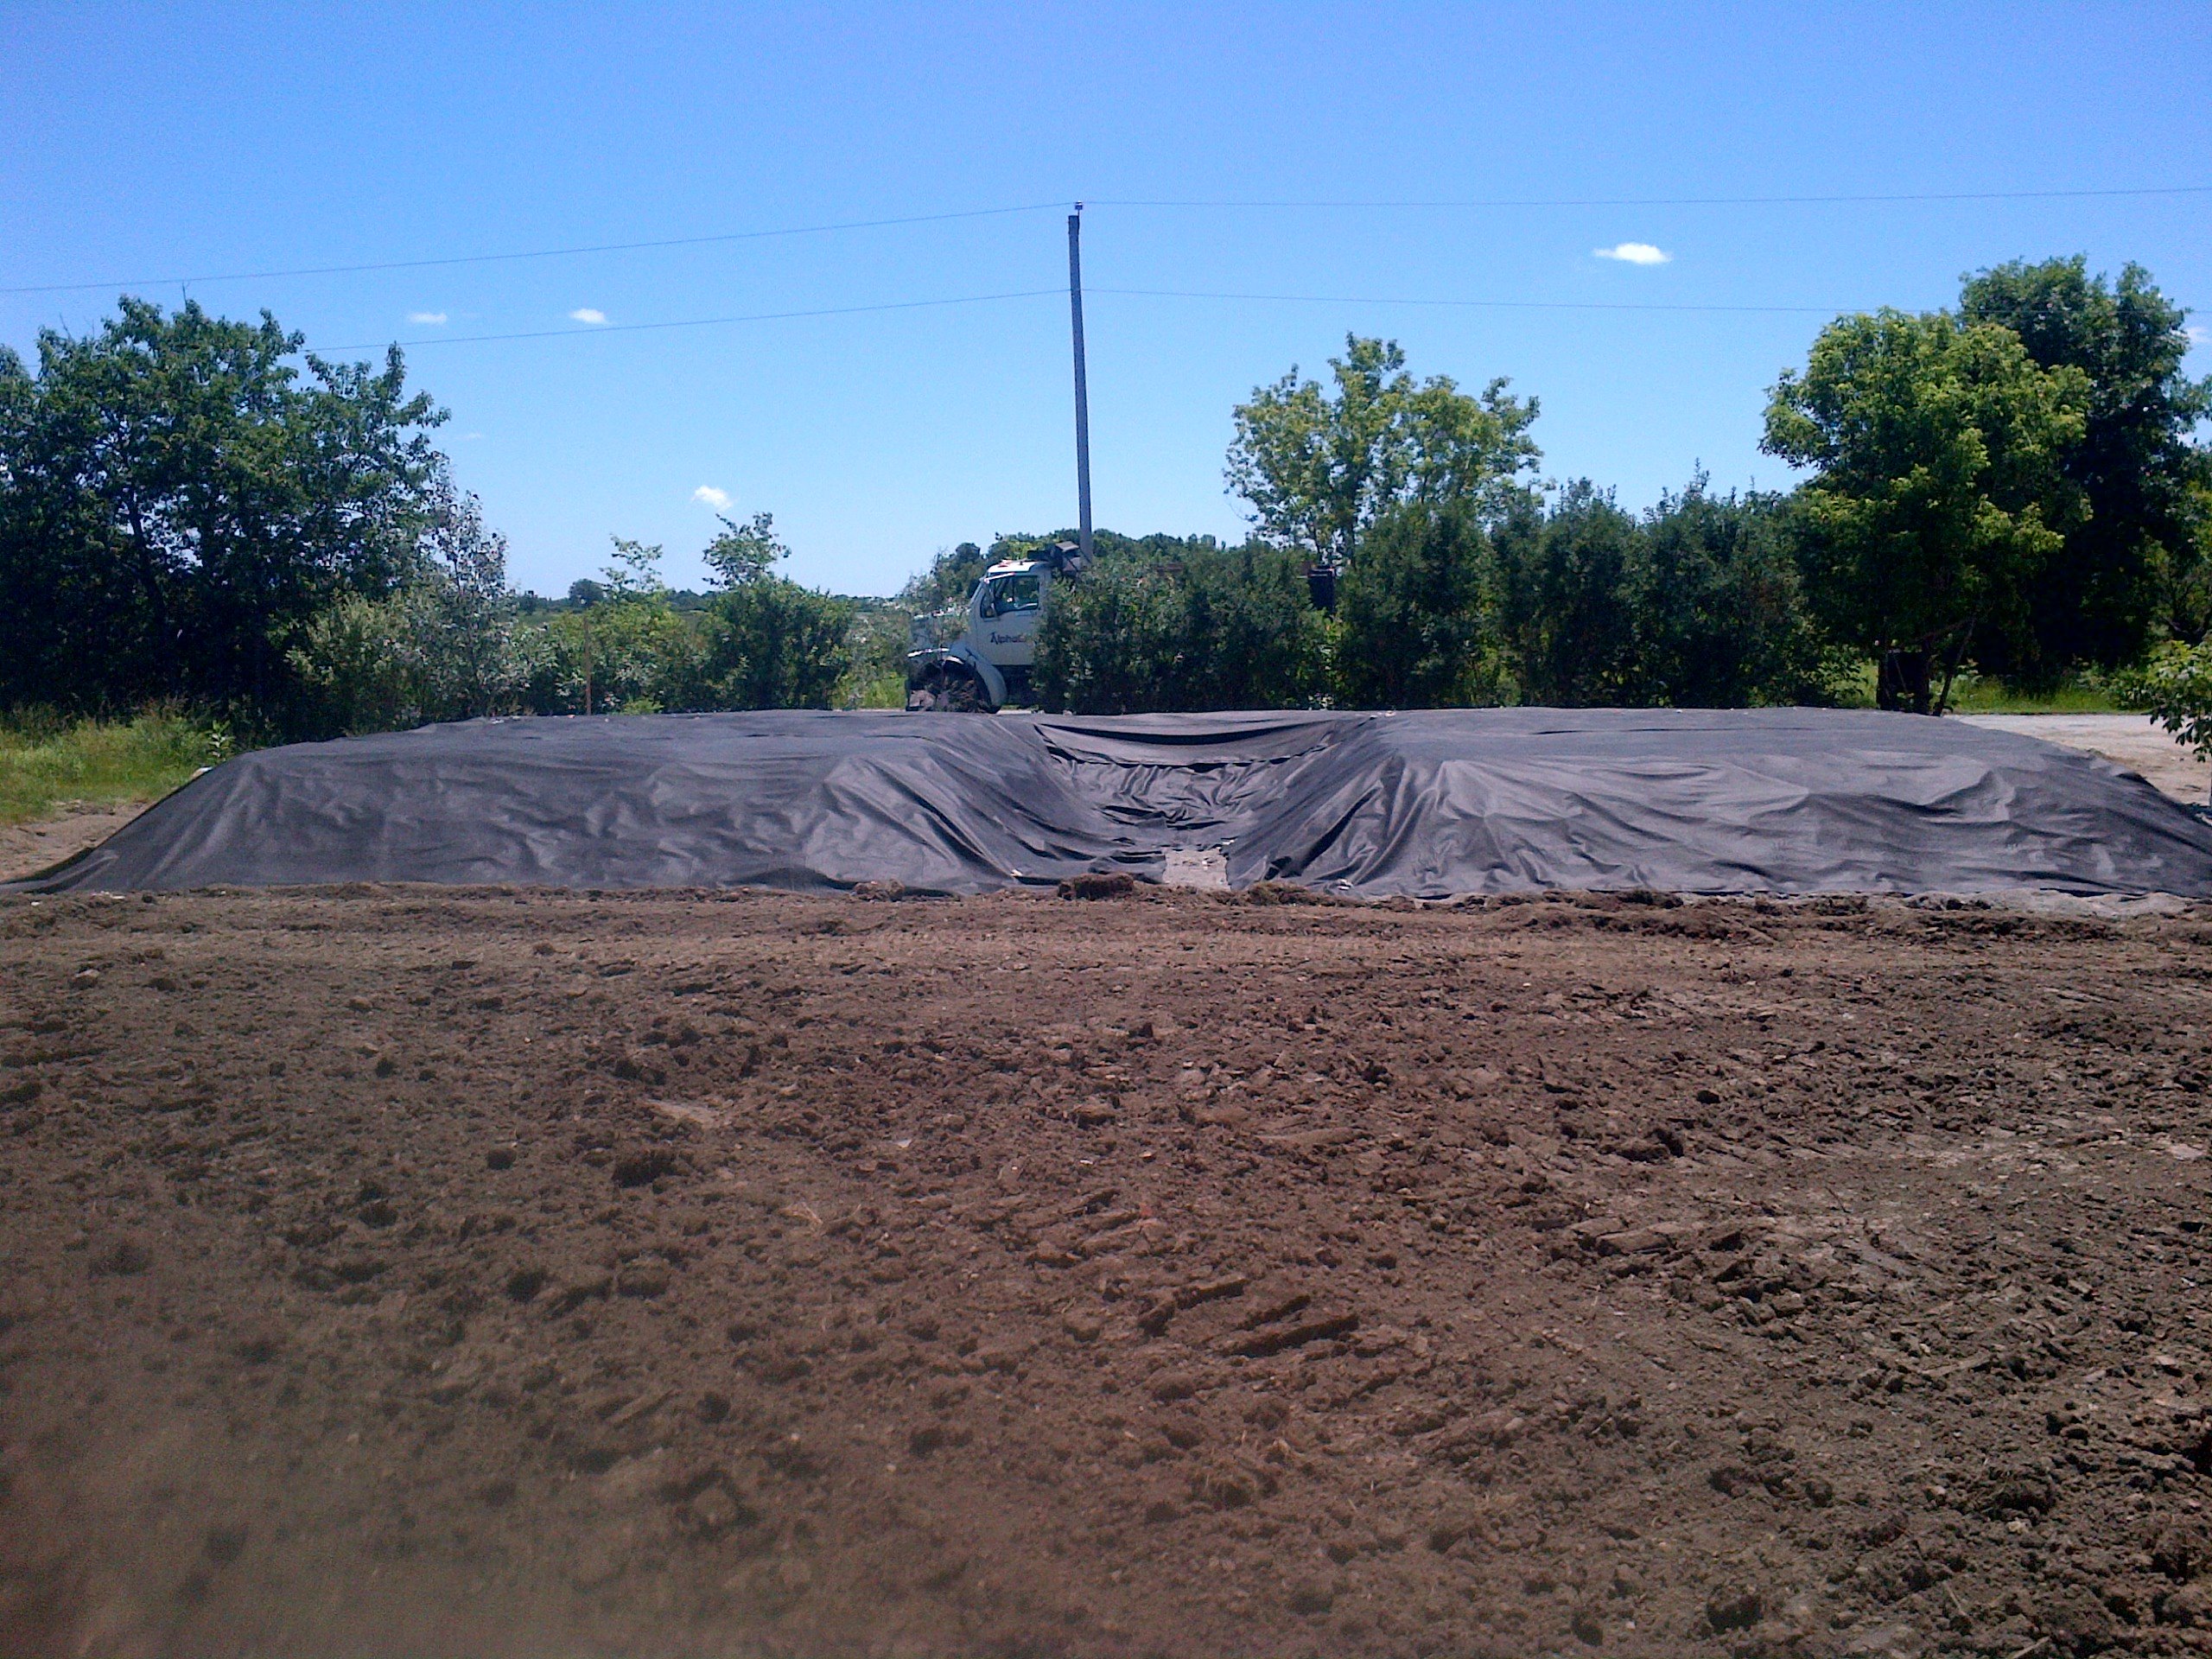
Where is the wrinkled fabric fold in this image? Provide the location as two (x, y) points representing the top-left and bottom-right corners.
(11, 708), (2212, 898)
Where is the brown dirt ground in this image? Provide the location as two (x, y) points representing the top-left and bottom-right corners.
(0, 802), (151, 885)
(3, 886), (2212, 1659)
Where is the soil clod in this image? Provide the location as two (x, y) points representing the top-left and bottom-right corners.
(7, 886), (2212, 1658)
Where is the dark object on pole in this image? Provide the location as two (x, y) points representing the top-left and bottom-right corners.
(1306, 564), (1337, 613)
(1877, 649), (1933, 714)
(1067, 206), (1094, 566)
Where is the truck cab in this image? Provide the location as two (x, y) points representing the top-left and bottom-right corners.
(907, 549), (1075, 712)
(973, 563), (1048, 677)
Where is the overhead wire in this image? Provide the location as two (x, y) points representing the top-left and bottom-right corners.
(1092, 286), (1840, 315)
(314, 284), (1846, 356)
(5, 183), (2203, 298)
(317, 289), (1066, 353)
(0, 202), (1071, 296)
(1089, 184), (2212, 209)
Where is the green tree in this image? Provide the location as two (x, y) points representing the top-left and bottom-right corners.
(410, 474), (520, 717)
(288, 474), (524, 734)
(516, 538), (710, 714)
(1034, 540), (1325, 714)
(2116, 639), (2212, 802)
(1226, 335), (1539, 568)
(1484, 481), (1840, 710)
(521, 599), (705, 715)
(836, 600), (918, 709)
(1628, 480), (1838, 708)
(701, 583), (854, 709)
(600, 534), (671, 601)
(1491, 483), (1643, 705)
(1762, 308), (2089, 714)
(1332, 499), (1507, 708)
(696, 512), (855, 709)
(898, 541), (989, 615)
(1959, 257), (2212, 680)
(0, 297), (444, 723)
(288, 594), (435, 735)
(702, 511), (788, 587)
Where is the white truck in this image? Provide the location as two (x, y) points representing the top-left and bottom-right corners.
(905, 543), (1084, 712)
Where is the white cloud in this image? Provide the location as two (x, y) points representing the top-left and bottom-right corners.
(692, 486), (732, 510)
(2188, 325), (2209, 346)
(569, 307), (607, 324)
(1594, 242), (1671, 266)
(407, 310), (448, 325)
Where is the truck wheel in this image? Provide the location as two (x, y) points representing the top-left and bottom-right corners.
(907, 665), (989, 713)
(907, 665), (952, 711)
(941, 671), (990, 713)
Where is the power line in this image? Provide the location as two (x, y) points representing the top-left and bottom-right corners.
(308, 283), (1848, 358)
(0, 202), (1071, 297)
(1096, 287), (1841, 315)
(1092, 184), (2212, 209)
(319, 289), (1065, 353)
(6, 182), (2202, 299)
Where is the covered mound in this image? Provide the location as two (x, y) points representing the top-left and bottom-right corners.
(14, 707), (2212, 898)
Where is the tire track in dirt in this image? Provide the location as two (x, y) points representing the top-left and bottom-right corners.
(2, 887), (2210, 1656)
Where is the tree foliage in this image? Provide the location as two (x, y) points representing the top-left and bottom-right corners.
(288, 476), (524, 734)
(699, 514), (854, 710)
(1491, 483), (1646, 705)
(702, 511), (789, 588)
(289, 506), (854, 724)
(1959, 257), (2212, 680)
(1332, 499), (1506, 707)
(1033, 538), (1325, 714)
(14, 279), (2210, 738)
(2117, 639), (2212, 797)
(1484, 480), (1840, 709)
(0, 297), (444, 723)
(1762, 308), (2089, 712)
(1226, 335), (1540, 567)
(1625, 480), (1836, 708)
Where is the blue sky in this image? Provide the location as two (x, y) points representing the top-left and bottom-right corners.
(4, 2), (2209, 597)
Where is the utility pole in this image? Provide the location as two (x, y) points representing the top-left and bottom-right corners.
(1067, 204), (1094, 565)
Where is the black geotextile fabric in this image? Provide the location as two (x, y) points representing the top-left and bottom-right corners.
(14, 708), (2212, 899)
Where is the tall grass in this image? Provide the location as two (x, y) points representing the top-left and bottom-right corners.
(1831, 661), (2123, 714)
(0, 709), (233, 826)
(1943, 671), (2122, 715)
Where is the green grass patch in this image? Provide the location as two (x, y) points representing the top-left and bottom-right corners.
(1833, 658), (1879, 709)
(0, 710), (233, 826)
(836, 670), (910, 710)
(1942, 671), (2122, 714)
(1828, 660), (2122, 714)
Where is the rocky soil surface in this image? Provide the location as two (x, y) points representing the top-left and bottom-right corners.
(3, 886), (2211, 1657)
(0, 802), (150, 885)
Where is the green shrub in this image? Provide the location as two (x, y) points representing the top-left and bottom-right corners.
(1492, 480), (1844, 708)
(702, 578), (855, 709)
(836, 603), (916, 709)
(287, 478), (531, 734)
(2116, 639), (2212, 798)
(1626, 481), (1840, 707)
(504, 601), (699, 715)
(1491, 484), (1644, 705)
(1332, 500), (1509, 708)
(1034, 542), (1325, 714)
